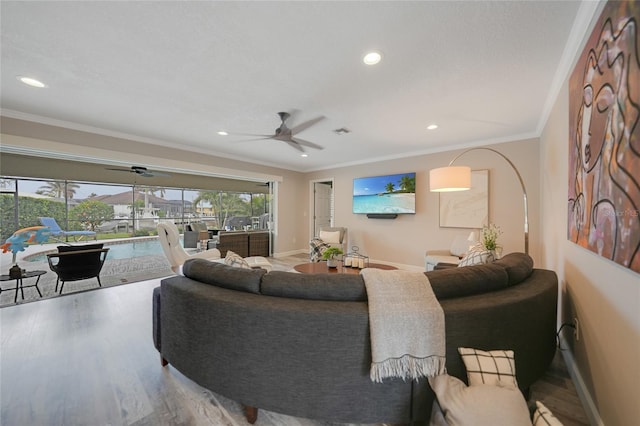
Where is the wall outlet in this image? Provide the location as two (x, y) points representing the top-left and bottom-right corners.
(574, 317), (580, 341)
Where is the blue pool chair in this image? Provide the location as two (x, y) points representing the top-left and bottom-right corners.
(39, 217), (97, 242)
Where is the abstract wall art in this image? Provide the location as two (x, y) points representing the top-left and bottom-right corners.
(568, 0), (639, 274)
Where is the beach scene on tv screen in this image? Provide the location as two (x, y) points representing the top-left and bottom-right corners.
(353, 173), (416, 214)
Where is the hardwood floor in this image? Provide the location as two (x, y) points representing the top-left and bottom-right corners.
(0, 254), (589, 426)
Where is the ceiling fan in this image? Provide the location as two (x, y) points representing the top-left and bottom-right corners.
(105, 165), (170, 177)
(235, 111), (325, 152)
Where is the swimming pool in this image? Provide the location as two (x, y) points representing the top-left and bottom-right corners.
(26, 237), (176, 262)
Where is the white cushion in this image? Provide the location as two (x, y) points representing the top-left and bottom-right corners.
(428, 374), (531, 426)
(243, 256), (272, 272)
(458, 347), (518, 388)
(457, 243), (495, 267)
(224, 250), (251, 269)
(319, 230), (341, 244)
(533, 401), (564, 426)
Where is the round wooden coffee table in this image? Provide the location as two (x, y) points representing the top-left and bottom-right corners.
(293, 261), (397, 275)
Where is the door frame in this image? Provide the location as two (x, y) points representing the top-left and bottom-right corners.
(309, 178), (334, 239)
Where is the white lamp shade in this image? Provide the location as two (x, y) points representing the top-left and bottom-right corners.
(429, 166), (472, 192)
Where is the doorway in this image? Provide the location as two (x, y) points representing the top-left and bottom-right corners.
(312, 180), (334, 237)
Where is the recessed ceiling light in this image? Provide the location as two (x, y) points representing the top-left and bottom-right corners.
(427, 124), (439, 130)
(17, 76), (47, 88)
(363, 51), (382, 65)
(217, 131), (228, 136)
(301, 154), (308, 158)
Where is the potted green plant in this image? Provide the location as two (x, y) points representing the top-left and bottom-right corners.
(322, 247), (344, 268)
(481, 223), (503, 258)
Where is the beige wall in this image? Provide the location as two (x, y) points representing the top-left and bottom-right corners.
(304, 138), (541, 269)
(540, 81), (640, 425)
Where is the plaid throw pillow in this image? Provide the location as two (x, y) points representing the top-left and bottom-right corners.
(458, 243), (495, 267)
(309, 237), (330, 262)
(224, 250), (251, 269)
(533, 401), (564, 425)
(458, 347), (518, 388)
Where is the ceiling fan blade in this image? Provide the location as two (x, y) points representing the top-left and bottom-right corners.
(233, 137), (274, 143)
(291, 137), (324, 150)
(284, 140), (305, 152)
(229, 132), (274, 137)
(105, 167), (133, 173)
(147, 171), (171, 177)
(290, 116), (325, 134)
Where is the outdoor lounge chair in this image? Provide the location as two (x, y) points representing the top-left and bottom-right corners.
(46, 243), (109, 294)
(39, 217), (97, 242)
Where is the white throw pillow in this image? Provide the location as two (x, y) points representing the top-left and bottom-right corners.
(224, 250), (251, 269)
(457, 243), (495, 267)
(428, 374), (531, 426)
(319, 230), (341, 244)
(533, 401), (564, 426)
(458, 347), (518, 388)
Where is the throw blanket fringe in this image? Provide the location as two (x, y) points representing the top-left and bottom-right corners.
(371, 354), (446, 383)
(362, 269), (446, 383)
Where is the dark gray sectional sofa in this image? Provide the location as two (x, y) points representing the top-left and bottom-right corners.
(152, 252), (557, 424)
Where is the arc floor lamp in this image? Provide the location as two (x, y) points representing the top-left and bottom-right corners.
(429, 147), (529, 254)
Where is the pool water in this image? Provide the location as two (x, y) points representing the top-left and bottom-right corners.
(26, 237), (176, 262)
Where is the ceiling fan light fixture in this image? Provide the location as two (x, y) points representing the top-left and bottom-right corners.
(363, 51), (382, 65)
(17, 76), (47, 88)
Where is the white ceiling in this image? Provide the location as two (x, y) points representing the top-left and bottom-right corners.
(1, 1), (587, 172)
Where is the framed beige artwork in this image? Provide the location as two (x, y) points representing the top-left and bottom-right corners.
(439, 170), (489, 228)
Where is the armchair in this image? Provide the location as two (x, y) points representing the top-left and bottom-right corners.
(309, 226), (348, 262)
(46, 243), (109, 293)
(424, 233), (476, 271)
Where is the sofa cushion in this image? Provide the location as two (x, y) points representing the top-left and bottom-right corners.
(426, 263), (509, 300)
(182, 258), (265, 294)
(493, 252), (534, 285)
(429, 374), (531, 426)
(261, 271), (367, 301)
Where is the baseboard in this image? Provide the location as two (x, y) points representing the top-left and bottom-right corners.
(272, 249), (307, 258)
(558, 335), (605, 426)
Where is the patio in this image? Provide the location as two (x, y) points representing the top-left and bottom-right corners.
(0, 239), (173, 308)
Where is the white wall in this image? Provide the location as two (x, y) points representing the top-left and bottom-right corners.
(540, 81), (640, 425)
(304, 137), (541, 269)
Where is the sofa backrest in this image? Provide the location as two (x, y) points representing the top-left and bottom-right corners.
(261, 271), (367, 301)
(182, 252), (535, 302)
(183, 258), (265, 294)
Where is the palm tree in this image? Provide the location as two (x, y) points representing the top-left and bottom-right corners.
(399, 175), (415, 193)
(385, 182), (395, 193)
(37, 181), (80, 198)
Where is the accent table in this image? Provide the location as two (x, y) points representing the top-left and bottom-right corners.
(0, 270), (46, 303)
(294, 261), (397, 275)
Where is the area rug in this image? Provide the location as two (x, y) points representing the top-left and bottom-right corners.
(0, 254), (173, 308)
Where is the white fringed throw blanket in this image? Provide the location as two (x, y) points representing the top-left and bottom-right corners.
(361, 269), (446, 383)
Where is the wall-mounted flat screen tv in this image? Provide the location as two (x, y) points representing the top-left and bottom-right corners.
(352, 172), (416, 214)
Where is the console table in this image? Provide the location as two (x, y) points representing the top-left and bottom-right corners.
(218, 231), (270, 257)
(0, 270), (46, 303)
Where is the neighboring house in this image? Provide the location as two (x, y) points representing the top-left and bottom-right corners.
(90, 191), (191, 219)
